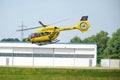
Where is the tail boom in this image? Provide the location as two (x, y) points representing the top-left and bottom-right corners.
(59, 16), (90, 32)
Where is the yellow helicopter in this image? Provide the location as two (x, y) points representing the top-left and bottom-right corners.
(17, 16), (90, 45)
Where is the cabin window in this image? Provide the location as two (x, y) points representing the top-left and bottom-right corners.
(28, 33), (35, 38)
(39, 32), (50, 36)
(39, 33), (41, 36)
(31, 33), (38, 38)
(32, 34), (34, 38)
(45, 32), (50, 35)
(35, 33), (39, 37)
(30, 32), (50, 38)
(41, 33), (44, 36)
(35, 34), (37, 37)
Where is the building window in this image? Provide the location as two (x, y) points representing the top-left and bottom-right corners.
(0, 53), (94, 58)
(0, 53), (12, 57)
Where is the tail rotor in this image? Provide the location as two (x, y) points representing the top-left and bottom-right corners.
(77, 16), (90, 32)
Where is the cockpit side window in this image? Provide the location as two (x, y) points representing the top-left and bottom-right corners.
(31, 33), (35, 38)
(45, 32), (50, 35)
(35, 33), (39, 37)
(38, 32), (50, 36)
(29, 32), (51, 38)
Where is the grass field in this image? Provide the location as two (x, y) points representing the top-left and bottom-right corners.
(0, 67), (120, 80)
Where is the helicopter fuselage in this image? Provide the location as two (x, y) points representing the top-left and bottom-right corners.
(27, 20), (90, 43)
(27, 26), (60, 43)
(16, 16), (90, 44)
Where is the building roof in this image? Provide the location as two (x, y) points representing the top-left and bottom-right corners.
(0, 42), (96, 49)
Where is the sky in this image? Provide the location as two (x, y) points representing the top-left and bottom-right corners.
(0, 0), (120, 42)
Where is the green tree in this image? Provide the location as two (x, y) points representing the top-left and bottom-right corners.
(1, 38), (20, 42)
(70, 36), (82, 43)
(83, 31), (109, 63)
(22, 38), (28, 42)
(104, 28), (120, 59)
(83, 31), (109, 55)
(95, 31), (109, 55)
(70, 31), (109, 63)
(82, 35), (96, 43)
(95, 31), (109, 63)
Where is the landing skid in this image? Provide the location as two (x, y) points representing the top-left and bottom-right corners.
(35, 40), (60, 46)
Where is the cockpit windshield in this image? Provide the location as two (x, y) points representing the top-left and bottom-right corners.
(28, 33), (34, 39)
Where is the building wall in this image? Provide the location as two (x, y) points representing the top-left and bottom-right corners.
(0, 43), (97, 67)
(101, 59), (120, 68)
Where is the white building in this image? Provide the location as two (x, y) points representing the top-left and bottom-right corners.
(101, 59), (120, 68)
(0, 43), (97, 67)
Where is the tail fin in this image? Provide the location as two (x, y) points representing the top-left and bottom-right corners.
(77, 16), (90, 32)
(80, 16), (88, 21)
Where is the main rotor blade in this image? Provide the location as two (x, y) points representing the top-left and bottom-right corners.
(48, 18), (72, 26)
(16, 26), (41, 31)
(16, 18), (72, 31)
(39, 21), (47, 27)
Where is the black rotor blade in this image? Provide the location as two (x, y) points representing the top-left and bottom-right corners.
(16, 18), (72, 31)
(39, 21), (47, 27)
(16, 26), (41, 31)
